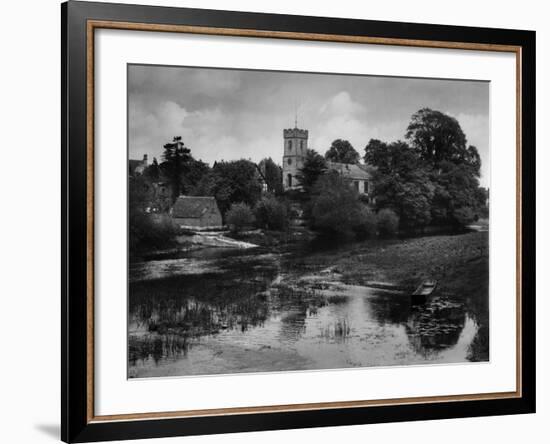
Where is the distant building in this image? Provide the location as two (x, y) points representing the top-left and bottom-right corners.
(326, 161), (374, 196)
(170, 196), (223, 229)
(281, 124), (373, 200)
(129, 154), (148, 177)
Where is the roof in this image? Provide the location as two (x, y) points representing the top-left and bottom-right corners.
(171, 196), (221, 218)
(327, 162), (374, 180)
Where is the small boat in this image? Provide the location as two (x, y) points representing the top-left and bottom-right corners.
(411, 280), (437, 304)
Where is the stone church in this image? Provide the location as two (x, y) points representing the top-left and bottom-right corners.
(282, 124), (373, 198)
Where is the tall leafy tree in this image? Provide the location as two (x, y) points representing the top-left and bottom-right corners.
(183, 158), (211, 192)
(258, 157), (283, 195)
(296, 149), (327, 192)
(405, 108), (480, 174)
(310, 171), (362, 236)
(430, 160), (484, 226)
(208, 159), (263, 217)
(160, 136), (192, 202)
(325, 139), (360, 164)
(364, 139), (434, 228)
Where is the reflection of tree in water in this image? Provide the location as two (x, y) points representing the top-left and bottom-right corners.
(366, 291), (412, 325)
(405, 297), (466, 358)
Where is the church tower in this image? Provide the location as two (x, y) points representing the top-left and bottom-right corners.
(282, 123), (308, 190)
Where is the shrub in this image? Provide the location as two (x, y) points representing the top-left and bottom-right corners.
(254, 196), (288, 231)
(310, 171), (361, 236)
(225, 202), (255, 233)
(353, 206), (378, 238)
(377, 208), (399, 236)
(129, 212), (179, 252)
(452, 206), (476, 226)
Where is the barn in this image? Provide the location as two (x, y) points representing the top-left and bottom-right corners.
(170, 196), (223, 230)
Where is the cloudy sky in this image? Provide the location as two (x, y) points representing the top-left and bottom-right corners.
(129, 64), (490, 186)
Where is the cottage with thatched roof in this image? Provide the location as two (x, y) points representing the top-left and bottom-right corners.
(170, 196), (223, 230)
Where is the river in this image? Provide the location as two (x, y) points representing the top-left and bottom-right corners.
(128, 237), (483, 378)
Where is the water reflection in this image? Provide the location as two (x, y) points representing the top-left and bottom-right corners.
(129, 247), (483, 378)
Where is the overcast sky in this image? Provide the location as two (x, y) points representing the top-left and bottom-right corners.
(128, 64), (490, 186)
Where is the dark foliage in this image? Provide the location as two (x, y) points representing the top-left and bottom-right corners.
(353, 205), (378, 238)
(309, 171), (363, 236)
(325, 139), (360, 164)
(226, 202), (255, 233)
(143, 157), (160, 182)
(296, 149), (327, 192)
(365, 108), (487, 229)
(376, 208), (400, 236)
(258, 157), (284, 195)
(365, 139), (434, 228)
(160, 136), (193, 202)
(254, 196), (289, 231)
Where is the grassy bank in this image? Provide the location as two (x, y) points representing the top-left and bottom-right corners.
(336, 231), (487, 292)
(288, 231), (487, 290)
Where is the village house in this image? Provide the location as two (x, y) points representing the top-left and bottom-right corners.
(326, 161), (374, 196)
(170, 196), (223, 230)
(129, 154), (148, 177)
(282, 123), (374, 202)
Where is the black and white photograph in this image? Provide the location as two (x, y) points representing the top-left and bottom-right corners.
(127, 64), (490, 379)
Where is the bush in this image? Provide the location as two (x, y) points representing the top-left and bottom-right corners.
(129, 212), (179, 252)
(452, 206), (476, 226)
(377, 208), (399, 236)
(254, 196), (288, 231)
(225, 202), (255, 233)
(310, 171), (361, 236)
(353, 206), (378, 238)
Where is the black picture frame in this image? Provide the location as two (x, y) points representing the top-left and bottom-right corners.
(62, 1), (536, 442)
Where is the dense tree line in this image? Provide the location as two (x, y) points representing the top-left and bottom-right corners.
(297, 108), (487, 235)
(130, 107), (487, 244)
(365, 108), (487, 228)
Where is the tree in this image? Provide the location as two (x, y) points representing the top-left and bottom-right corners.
(394, 109), (487, 227)
(182, 158), (210, 193)
(209, 160), (263, 217)
(258, 158), (283, 195)
(254, 196), (288, 231)
(364, 139), (434, 229)
(325, 139), (360, 164)
(226, 203), (255, 233)
(160, 136), (193, 202)
(310, 171), (362, 236)
(430, 160), (484, 226)
(377, 209), (400, 236)
(144, 157), (160, 182)
(405, 108), (480, 174)
(296, 149), (327, 192)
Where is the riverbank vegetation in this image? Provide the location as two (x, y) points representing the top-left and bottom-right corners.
(129, 107), (489, 253)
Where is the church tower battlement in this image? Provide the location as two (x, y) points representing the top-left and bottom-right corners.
(282, 126), (308, 190)
(283, 128), (308, 139)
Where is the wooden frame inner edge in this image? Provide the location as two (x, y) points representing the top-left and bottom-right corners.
(85, 19), (523, 423)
